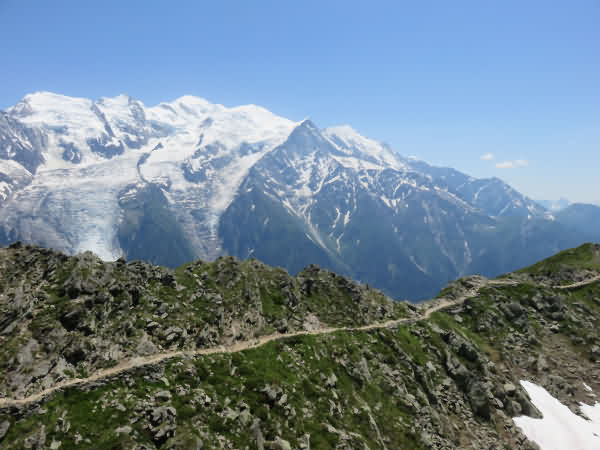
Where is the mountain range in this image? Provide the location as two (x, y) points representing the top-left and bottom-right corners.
(1, 92), (598, 300)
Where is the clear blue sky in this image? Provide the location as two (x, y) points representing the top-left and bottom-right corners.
(1, 1), (599, 203)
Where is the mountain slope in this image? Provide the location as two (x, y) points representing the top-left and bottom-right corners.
(536, 198), (571, 212)
(1, 244), (600, 448)
(555, 203), (600, 240)
(220, 120), (583, 299)
(0, 92), (593, 299)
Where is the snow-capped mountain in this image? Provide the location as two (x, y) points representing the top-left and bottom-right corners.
(0, 92), (588, 299)
(0, 92), (295, 261)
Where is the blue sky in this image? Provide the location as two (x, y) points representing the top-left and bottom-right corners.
(1, 1), (598, 203)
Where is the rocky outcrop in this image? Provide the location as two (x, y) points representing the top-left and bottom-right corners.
(0, 243), (411, 401)
(0, 243), (599, 448)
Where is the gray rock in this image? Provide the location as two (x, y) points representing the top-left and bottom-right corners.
(515, 390), (541, 418)
(223, 408), (239, 421)
(277, 393), (288, 406)
(146, 321), (160, 330)
(0, 421), (10, 441)
(261, 385), (282, 402)
(507, 302), (525, 317)
(504, 383), (517, 396)
(325, 373), (338, 388)
(445, 353), (471, 390)
(155, 390), (172, 402)
(152, 423), (176, 443)
(115, 425), (132, 434)
(468, 381), (491, 419)
(136, 332), (159, 355)
(298, 433), (311, 450)
(426, 361), (437, 374)
(164, 326), (183, 336)
(23, 425), (46, 449)
(421, 431), (434, 448)
(239, 408), (252, 426)
(536, 354), (549, 372)
(251, 419), (265, 450)
(149, 405), (176, 425)
(357, 357), (372, 382)
(508, 400), (522, 416)
(270, 437), (292, 450)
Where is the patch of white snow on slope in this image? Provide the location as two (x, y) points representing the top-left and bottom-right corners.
(343, 210), (351, 226)
(513, 380), (600, 450)
(208, 151), (270, 218)
(409, 255), (427, 274)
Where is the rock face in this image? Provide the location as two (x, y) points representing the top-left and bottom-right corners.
(1, 92), (597, 300)
(0, 243), (599, 449)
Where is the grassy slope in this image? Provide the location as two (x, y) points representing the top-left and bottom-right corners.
(2, 244), (600, 448)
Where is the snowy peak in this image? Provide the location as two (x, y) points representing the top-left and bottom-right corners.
(9, 91), (93, 118)
(323, 125), (406, 171)
(289, 118), (321, 138)
(157, 95), (222, 121)
(275, 118), (335, 159)
(146, 95), (295, 153)
(2, 90), (589, 303)
(96, 94), (146, 126)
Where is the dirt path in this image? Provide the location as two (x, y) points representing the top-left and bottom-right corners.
(0, 275), (596, 409)
(553, 275), (600, 290)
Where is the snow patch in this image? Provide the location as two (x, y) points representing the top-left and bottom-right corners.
(332, 207), (341, 228)
(409, 255), (428, 274)
(513, 380), (600, 450)
(343, 210), (351, 226)
(380, 196), (392, 208)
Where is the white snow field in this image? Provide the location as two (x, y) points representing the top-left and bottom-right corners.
(513, 380), (600, 450)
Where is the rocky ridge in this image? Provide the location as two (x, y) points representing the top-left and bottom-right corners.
(0, 243), (599, 448)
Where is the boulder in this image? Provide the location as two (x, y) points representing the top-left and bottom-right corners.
(268, 437), (292, 450)
(468, 381), (491, 419)
(0, 421), (10, 441)
(503, 383), (517, 396)
(155, 390), (172, 402)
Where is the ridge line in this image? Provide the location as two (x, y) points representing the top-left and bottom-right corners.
(1, 276), (597, 409)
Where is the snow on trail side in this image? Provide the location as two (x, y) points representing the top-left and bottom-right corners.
(513, 380), (600, 450)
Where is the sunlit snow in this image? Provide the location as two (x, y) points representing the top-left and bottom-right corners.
(513, 380), (600, 450)
(324, 125), (406, 170)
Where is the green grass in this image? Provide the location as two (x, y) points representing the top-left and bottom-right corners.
(1, 328), (429, 449)
(518, 243), (600, 278)
(2, 382), (144, 449)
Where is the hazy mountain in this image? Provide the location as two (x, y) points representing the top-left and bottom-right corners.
(555, 203), (600, 240)
(536, 198), (571, 211)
